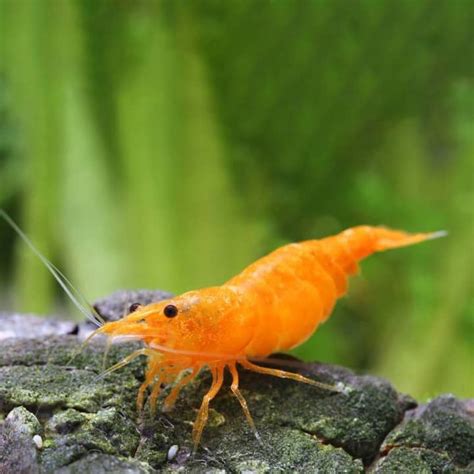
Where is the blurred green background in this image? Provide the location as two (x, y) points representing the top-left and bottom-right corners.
(0, 0), (472, 399)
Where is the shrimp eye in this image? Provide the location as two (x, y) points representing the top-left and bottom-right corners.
(164, 304), (178, 318)
(129, 302), (141, 313)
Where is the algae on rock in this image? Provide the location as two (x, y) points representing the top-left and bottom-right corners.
(0, 290), (472, 473)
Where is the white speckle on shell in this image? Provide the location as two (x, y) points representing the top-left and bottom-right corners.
(167, 444), (179, 461)
(33, 434), (43, 449)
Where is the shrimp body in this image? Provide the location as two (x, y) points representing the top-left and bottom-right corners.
(94, 225), (445, 449)
(226, 225), (440, 356)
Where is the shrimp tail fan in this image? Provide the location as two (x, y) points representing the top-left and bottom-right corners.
(336, 225), (448, 261)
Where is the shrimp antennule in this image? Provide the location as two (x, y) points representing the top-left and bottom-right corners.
(0, 210), (104, 327)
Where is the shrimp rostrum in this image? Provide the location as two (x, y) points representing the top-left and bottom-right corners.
(91, 225), (446, 449)
(0, 210), (445, 451)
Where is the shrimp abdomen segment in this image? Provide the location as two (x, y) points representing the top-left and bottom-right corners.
(229, 226), (443, 356)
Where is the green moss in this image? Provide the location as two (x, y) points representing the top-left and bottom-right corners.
(42, 438), (55, 449)
(0, 334), (471, 472)
(374, 447), (456, 473)
(375, 447), (432, 473)
(206, 408), (226, 429)
(54, 453), (152, 473)
(381, 395), (474, 468)
(0, 365), (138, 414)
(46, 409), (88, 435)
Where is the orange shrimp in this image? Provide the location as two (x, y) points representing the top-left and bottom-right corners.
(92, 225), (446, 449)
(0, 211), (445, 450)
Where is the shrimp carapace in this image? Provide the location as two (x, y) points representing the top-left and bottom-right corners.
(94, 225), (445, 450)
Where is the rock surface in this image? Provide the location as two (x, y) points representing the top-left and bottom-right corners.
(0, 312), (77, 340)
(0, 290), (472, 473)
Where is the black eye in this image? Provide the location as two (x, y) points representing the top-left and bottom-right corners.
(129, 302), (141, 313)
(164, 304), (178, 318)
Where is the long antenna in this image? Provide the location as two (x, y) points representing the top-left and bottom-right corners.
(0, 209), (104, 327)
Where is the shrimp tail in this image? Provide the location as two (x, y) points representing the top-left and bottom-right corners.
(310, 225), (447, 295)
(335, 225), (447, 262)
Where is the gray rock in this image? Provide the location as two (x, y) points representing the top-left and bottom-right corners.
(0, 312), (77, 340)
(56, 453), (152, 474)
(0, 290), (472, 473)
(374, 395), (474, 472)
(0, 406), (41, 474)
(5, 406), (42, 436)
